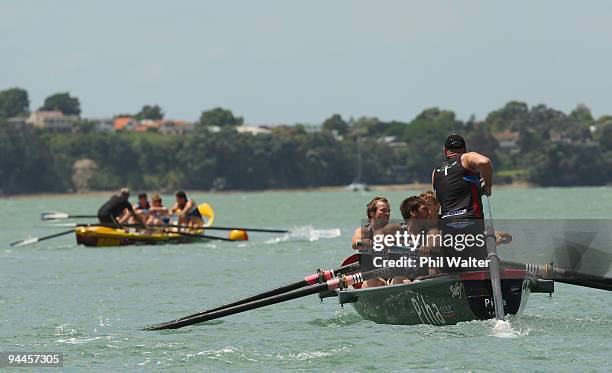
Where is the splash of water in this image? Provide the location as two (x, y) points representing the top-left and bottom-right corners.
(266, 226), (341, 243)
(490, 319), (521, 338)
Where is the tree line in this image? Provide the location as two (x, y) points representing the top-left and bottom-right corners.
(1, 87), (611, 195)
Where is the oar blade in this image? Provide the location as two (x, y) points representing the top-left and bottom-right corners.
(10, 237), (39, 247)
(10, 229), (75, 248)
(41, 211), (70, 220)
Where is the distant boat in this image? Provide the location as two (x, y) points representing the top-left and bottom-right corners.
(347, 140), (370, 191)
(346, 182), (370, 192)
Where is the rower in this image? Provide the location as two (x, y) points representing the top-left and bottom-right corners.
(146, 194), (170, 226)
(132, 192), (151, 223)
(171, 190), (204, 229)
(351, 196), (391, 288)
(432, 134), (491, 272)
(97, 187), (144, 225)
(351, 196), (390, 250)
(420, 190), (441, 229)
(135, 192), (150, 211)
(379, 196), (434, 285)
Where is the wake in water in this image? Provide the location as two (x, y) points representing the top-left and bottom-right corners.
(265, 225), (341, 244)
(490, 319), (523, 338)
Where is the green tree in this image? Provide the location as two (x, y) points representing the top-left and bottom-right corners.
(136, 104), (164, 120)
(485, 101), (529, 132)
(40, 92), (81, 116)
(198, 107), (243, 128)
(322, 114), (349, 134)
(0, 121), (59, 194)
(597, 122), (612, 152)
(0, 87), (29, 118)
(569, 104), (593, 124)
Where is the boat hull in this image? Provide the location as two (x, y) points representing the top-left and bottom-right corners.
(338, 270), (542, 325)
(75, 226), (205, 247)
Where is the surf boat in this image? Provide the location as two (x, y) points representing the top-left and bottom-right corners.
(75, 226), (209, 247)
(75, 203), (218, 247)
(336, 268), (553, 325)
(145, 253), (610, 331)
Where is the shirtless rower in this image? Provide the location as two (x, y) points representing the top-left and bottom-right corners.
(351, 196), (391, 288)
(351, 196), (391, 250)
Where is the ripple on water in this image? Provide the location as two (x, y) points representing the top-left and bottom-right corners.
(308, 310), (363, 327)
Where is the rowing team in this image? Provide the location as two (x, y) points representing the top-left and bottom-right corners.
(351, 134), (513, 288)
(96, 188), (205, 230)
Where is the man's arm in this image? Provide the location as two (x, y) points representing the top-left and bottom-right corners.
(462, 152), (493, 196)
(123, 202), (145, 225)
(177, 200), (195, 216)
(431, 170), (435, 192)
(351, 227), (364, 250)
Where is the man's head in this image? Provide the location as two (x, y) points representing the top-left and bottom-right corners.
(175, 190), (187, 204)
(400, 196), (429, 221)
(366, 196), (390, 226)
(151, 194), (162, 207)
(120, 187), (130, 198)
(419, 190), (440, 222)
(138, 192), (148, 203)
(444, 134), (466, 157)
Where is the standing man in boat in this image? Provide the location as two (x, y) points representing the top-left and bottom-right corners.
(432, 134), (492, 272)
(171, 190), (204, 228)
(351, 196), (391, 250)
(97, 187), (145, 225)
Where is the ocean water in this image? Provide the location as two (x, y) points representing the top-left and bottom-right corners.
(1, 188), (611, 372)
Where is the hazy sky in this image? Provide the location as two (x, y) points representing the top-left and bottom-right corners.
(2, 1), (611, 124)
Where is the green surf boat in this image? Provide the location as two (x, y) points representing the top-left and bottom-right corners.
(337, 269), (554, 325)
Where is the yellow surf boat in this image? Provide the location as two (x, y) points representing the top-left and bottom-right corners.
(75, 203), (217, 247)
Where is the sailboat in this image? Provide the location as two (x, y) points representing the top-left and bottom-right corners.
(346, 141), (370, 191)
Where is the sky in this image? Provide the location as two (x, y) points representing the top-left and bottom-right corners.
(2, 1), (611, 125)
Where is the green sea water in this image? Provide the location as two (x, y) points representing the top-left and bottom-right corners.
(1, 188), (611, 372)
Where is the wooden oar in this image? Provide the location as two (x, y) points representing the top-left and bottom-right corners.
(10, 229), (75, 247)
(41, 212), (97, 220)
(146, 255), (361, 330)
(145, 265), (384, 331)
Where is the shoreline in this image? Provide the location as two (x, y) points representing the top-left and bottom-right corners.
(0, 182), (538, 199)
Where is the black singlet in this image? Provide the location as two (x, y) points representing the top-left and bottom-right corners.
(432, 154), (483, 221)
(97, 195), (133, 218)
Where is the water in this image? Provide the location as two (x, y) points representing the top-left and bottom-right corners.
(1, 188), (611, 372)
